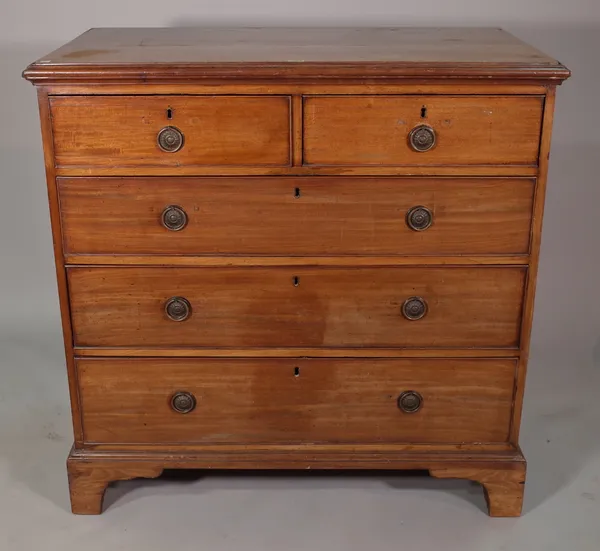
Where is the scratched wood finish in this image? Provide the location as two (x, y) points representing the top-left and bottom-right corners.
(66, 446), (526, 515)
(49, 95), (291, 168)
(67, 266), (526, 348)
(430, 463), (526, 516)
(36, 90), (85, 445)
(304, 95), (543, 166)
(81, 443), (516, 453)
(67, 456), (163, 514)
(23, 27), (570, 516)
(58, 177), (535, 256)
(511, 87), (557, 443)
(43, 83), (550, 96)
(55, 164), (539, 178)
(64, 255), (531, 266)
(77, 358), (515, 445)
(73, 347), (521, 358)
(23, 27), (569, 83)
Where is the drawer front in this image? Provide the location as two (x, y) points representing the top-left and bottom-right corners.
(77, 358), (515, 445)
(68, 267), (525, 348)
(59, 177), (534, 256)
(49, 96), (291, 168)
(304, 96), (543, 166)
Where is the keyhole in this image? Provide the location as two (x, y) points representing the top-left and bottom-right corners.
(294, 367), (300, 377)
(294, 187), (301, 198)
(420, 106), (427, 119)
(293, 276), (300, 287)
(167, 107), (173, 120)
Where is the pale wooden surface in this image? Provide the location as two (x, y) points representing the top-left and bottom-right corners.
(50, 95), (291, 168)
(63, 255), (531, 266)
(31, 27), (560, 66)
(22, 28), (570, 83)
(58, 177), (535, 256)
(36, 90), (85, 445)
(304, 95), (543, 166)
(66, 446), (526, 515)
(67, 457), (163, 514)
(77, 358), (515, 445)
(431, 463), (526, 517)
(511, 87), (558, 443)
(73, 347), (521, 358)
(47, 93), (544, 175)
(67, 266), (525, 348)
(54, 162), (540, 178)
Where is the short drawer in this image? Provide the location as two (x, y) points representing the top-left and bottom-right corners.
(49, 95), (291, 169)
(303, 95), (543, 166)
(77, 357), (516, 445)
(59, 177), (534, 256)
(68, 266), (525, 348)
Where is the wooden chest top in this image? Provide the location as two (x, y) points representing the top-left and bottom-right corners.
(23, 27), (569, 83)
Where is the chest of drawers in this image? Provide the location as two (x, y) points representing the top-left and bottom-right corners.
(23, 27), (569, 516)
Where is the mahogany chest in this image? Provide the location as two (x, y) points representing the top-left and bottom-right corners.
(23, 27), (570, 516)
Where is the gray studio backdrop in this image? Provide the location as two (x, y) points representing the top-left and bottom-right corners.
(0, 0), (599, 547)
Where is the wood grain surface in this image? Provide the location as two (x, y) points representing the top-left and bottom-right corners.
(67, 266), (526, 348)
(23, 27), (569, 84)
(77, 357), (516, 445)
(50, 95), (291, 168)
(304, 95), (543, 166)
(58, 176), (535, 256)
(23, 26), (570, 516)
(430, 463), (526, 517)
(66, 445), (526, 515)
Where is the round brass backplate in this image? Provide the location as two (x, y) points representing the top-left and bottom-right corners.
(397, 391), (423, 413)
(157, 126), (184, 153)
(171, 391), (196, 414)
(408, 125), (436, 152)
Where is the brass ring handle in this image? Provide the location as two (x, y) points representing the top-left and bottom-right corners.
(165, 296), (191, 322)
(406, 206), (433, 231)
(161, 205), (188, 231)
(171, 391), (196, 414)
(402, 296), (427, 321)
(408, 125), (436, 152)
(157, 126), (184, 152)
(397, 391), (423, 413)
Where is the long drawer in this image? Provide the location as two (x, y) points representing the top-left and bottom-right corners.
(67, 266), (526, 348)
(49, 95), (291, 168)
(77, 357), (516, 445)
(304, 95), (543, 166)
(59, 177), (535, 256)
